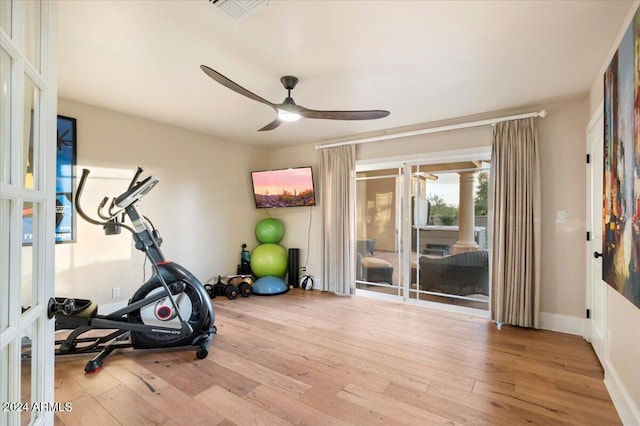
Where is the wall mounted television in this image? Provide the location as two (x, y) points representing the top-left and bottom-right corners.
(251, 166), (316, 208)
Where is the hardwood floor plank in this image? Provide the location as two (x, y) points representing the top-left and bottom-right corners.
(245, 384), (349, 425)
(54, 394), (119, 426)
(193, 385), (290, 425)
(382, 379), (492, 425)
(429, 380), (576, 426)
(297, 386), (405, 425)
(105, 358), (226, 425)
(338, 383), (456, 425)
(207, 345), (312, 399)
(126, 348), (260, 398)
(53, 290), (620, 425)
(98, 384), (175, 426)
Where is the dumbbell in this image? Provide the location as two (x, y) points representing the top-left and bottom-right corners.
(204, 276), (239, 300)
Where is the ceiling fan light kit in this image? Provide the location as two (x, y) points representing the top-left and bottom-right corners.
(200, 65), (390, 131)
(277, 109), (301, 122)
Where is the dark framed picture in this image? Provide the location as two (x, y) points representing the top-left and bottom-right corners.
(54, 115), (76, 243)
(22, 115), (76, 245)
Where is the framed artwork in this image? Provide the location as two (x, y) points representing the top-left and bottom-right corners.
(55, 115), (76, 243)
(603, 6), (640, 309)
(24, 115), (77, 245)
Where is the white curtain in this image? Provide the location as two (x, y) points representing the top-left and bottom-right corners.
(490, 117), (541, 328)
(320, 145), (356, 295)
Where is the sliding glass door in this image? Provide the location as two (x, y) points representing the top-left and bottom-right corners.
(355, 158), (490, 316)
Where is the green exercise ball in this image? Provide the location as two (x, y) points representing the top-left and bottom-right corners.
(255, 218), (285, 244)
(250, 243), (288, 277)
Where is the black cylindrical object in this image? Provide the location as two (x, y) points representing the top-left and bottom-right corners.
(288, 248), (300, 287)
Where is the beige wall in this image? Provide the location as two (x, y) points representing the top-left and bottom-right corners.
(537, 99), (588, 318)
(354, 98), (589, 323)
(55, 99), (268, 306)
(588, 1), (640, 421)
(265, 143), (323, 288)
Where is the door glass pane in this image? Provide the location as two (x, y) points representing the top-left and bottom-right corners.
(0, 48), (11, 184)
(21, 201), (37, 313)
(0, 0), (11, 36)
(23, 75), (38, 190)
(22, 0), (41, 71)
(0, 345), (8, 426)
(21, 329), (34, 426)
(414, 168), (490, 310)
(0, 199), (10, 332)
(355, 169), (400, 296)
(410, 164), (431, 298)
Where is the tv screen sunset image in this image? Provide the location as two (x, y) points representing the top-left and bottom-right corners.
(252, 168), (316, 208)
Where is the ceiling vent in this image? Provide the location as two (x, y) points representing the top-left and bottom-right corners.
(209, 0), (271, 21)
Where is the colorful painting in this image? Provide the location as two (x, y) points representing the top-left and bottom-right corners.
(23, 115), (76, 244)
(55, 115), (76, 243)
(603, 7), (640, 309)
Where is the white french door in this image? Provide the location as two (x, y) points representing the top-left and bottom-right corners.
(0, 1), (57, 425)
(586, 103), (607, 366)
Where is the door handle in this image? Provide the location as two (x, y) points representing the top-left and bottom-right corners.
(593, 251), (603, 259)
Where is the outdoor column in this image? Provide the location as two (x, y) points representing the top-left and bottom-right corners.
(452, 170), (479, 254)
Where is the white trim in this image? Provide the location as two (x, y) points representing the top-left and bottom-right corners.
(406, 297), (490, 318)
(539, 312), (585, 336)
(316, 110), (547, 150)
(356, 146), (492, 171)
(355, 289), (490, 318)
(604, 358), (640, 425)
(355, 288), (404, 302)
(587, 102), (604, 132)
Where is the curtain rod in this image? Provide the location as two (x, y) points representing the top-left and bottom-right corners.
(314, 109), (548, 150)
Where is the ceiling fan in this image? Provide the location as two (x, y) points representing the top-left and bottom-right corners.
(200, 65), (390, 131)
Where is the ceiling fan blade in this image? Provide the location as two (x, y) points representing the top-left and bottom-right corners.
(296, 106), (390, 121)
(200, 65), (275, 108)
(258, 118), (282, 131)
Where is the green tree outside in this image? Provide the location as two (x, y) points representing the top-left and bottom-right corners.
(426, 194), (458, 225)
(475, 172), (489, 216)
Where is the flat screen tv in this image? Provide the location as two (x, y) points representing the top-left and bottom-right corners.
(251, 166), (316, 208)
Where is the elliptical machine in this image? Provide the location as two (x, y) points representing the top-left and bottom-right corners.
(48, 167), (216, 372)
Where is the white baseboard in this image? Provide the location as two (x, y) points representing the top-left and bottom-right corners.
(604, 358), (640, 425)
(539, 311), (585, 335)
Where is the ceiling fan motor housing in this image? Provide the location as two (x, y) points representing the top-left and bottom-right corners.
(280, 76), (299, 90)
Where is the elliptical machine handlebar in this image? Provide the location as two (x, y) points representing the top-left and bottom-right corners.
(75, 167), (152, 234)
(76, 168), (110, 227)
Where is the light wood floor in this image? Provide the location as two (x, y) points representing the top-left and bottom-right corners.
(53, 290), (620, 425)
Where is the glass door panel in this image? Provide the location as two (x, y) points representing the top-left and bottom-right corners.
(411, 166), (490, 311)
(0, 345), (8, 426)
(355, 169), (403, 298)
(1, 48), (11, 184)
(23, 75), (39, 190)
(356, 160), (490, 315)
(21, 201), (37, 314)
(21, 330), (33, 426)
(22, 0), (41, 72)
(0, 1), (11, 36)
(1, 198), (10, 332)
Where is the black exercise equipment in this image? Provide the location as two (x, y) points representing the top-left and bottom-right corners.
(205, 275), (239, 300)
(48, 167), (216, 373)
(287, 248), (300, 288)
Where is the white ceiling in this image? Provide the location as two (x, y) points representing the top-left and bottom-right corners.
(57, 0), (632, 149)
